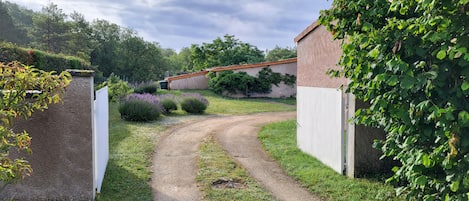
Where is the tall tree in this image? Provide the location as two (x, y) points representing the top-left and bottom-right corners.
(67, 11), (95, 59)
(90, 19), (121, 78)
(3, 1), (33, 45)
(0, 1), (21, 43)
(189, 35), (265, 71)
(31, 2), (69, 53)
(265, 46), (297, 62)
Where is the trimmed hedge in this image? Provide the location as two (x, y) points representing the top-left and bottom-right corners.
(0, 42), (93, 72)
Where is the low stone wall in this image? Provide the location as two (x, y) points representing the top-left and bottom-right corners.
(3, 71), (95, 201)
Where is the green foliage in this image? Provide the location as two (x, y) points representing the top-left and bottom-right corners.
(320, 0), (469, 199)
(97, 73), (132, 102)
(134, 83), (158, 94)
(197, 136), (276, 201)
(259, 120), (400, 200)
(208, 68), (297, 96)
(118, 99), (160, 122)
(30, 2), (68, 53)
(160, 98), (178, 115)
(0, 42), (92, 72)
(180, 94), (209, 114)
(189, 35), (265, 71)
(265, 46), (297, 62)
(0, 61), (71, 184)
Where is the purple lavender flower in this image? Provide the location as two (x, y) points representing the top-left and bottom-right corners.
(181, 93), (209, 106)
(124, 93), (165, 113)
(156, 94), (179, 103)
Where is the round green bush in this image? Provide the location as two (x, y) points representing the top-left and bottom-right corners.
(181, 97), (207, 114)
(118, 99), (160, 121)
(160, 98), (178, 114)
(134, 83), (158, 94)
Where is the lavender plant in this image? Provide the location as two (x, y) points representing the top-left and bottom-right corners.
(180, 93), (209, 114)
(119, 93), (163, 121)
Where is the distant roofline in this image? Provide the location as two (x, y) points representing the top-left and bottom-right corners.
(166, 70), (208, 81)
(209, 57), (297, 72)
(165, 58), (297, 81)
(294, 20), (320, 43)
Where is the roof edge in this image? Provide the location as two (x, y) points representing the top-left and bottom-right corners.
(294, 20), (320, 43)
(166, 70), (208, 81)
(209, 57), (297, 72)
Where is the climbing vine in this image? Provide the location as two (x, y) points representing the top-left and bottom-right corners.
(208, 67), (296, 96)
(321, 0), (469, 199)
(0, 61), (71, 184)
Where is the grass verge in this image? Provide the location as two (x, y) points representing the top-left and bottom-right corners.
(258, 120), (402, 201)
(161, 89), (296, 115)
(197, 136), (276, 201)
(96, 103), (166, 201)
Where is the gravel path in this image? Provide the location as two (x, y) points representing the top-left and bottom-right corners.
(152, 112), (322, 201)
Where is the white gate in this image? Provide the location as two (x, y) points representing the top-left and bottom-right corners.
(297, 86), (344, 173)
(93, 86), (109, 193)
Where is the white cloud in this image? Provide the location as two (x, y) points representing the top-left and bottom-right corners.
(11, 0), (332, 51)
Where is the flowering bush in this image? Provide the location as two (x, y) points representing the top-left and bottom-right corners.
(180, 93), (209, 114)
(157, 94), (178, 114)
(118, 93), (163, 121)
(134, 82), (158, 94)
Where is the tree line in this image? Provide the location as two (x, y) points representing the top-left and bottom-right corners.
(0, 1), (296, 82)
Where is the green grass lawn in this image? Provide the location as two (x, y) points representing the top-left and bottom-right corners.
(96, 103), (166, 201)
(258, 120), (402, 201)
(161, 89), (296, 115)
(96, 90), (295, 200)
(196, 136), (276, 201)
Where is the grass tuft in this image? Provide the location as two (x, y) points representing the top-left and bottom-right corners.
(258, 120), (401, 201)
(196, 136), (275, 201)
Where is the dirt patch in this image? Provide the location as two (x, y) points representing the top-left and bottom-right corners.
(211, 178), (245, 189)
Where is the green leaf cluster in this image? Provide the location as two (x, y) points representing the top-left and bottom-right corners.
(96, 73), (132, 102)
(208, 68), (296, 96)
(188, 35), (265, 71)
(0, 61), (70, 184)
(321, 0), (469, 199)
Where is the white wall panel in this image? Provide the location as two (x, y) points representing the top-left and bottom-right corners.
(297, 86), (343, 173)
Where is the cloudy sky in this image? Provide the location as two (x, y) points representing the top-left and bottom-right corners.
(12, 0), (332, 52)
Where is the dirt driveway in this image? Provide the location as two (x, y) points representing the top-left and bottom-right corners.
(151, 112), (322, 201)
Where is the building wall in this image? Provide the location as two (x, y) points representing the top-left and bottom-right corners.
(169, 73), (209, 90)
(297, 25), (346, 88)
(4, 74), (95, 200)
(296, 22), (392, 177)
(295, 24), (347, 174)
(233, 62), (297, 98)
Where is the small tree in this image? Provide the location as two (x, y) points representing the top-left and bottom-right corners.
(0, 61), (71, 184)
(321, 0), (469, 199)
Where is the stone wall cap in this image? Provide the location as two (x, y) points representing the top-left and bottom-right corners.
(66, 69), (95, 77)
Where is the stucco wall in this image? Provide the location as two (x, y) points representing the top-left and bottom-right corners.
(169, 74), (209, 90)
(296, 25), (347, 88)
(232, 62), (297, 98)
(4, 74), (95, 200)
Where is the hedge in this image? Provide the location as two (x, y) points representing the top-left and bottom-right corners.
(0, 42), (93, 72)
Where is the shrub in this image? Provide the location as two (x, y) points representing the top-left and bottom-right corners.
(321, 0), (469, 199)
(0, 61), (71, 183)
(208, 68), (296, 96)
(118, 93), (163, 121)
(134, 83), (158, 94)
(180, 93), (209, 114)
(96, 73), (132, 102)
(157, 94), (178, 114)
